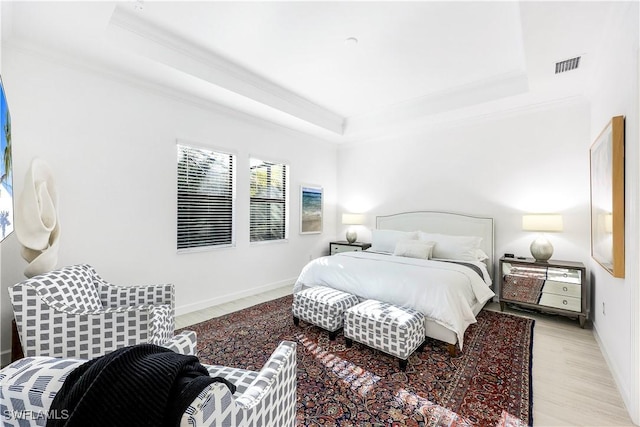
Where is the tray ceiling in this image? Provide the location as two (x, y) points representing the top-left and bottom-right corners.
(1, 1), (615, 142)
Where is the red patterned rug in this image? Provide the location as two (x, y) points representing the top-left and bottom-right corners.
(184, 295), (534, 426)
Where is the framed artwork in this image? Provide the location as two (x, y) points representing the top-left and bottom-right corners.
(0, 76), (13, 242)
(300, 185), (323, 234)
(590, 115), (625, 278)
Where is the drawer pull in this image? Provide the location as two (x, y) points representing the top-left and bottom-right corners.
(563, 273), (568, 277)
(563, 286), (568, 292)
(562, 299), (568, 305)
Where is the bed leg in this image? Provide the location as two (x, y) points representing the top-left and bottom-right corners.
(293, 316), (299, 326)
(329, 330), (337, 341)
(399, 359), (408, 371)
(446, 343), (457, 356)
(345, 337), (353, 348)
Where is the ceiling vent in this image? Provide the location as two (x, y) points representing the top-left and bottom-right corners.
(555, 56), (581, 74)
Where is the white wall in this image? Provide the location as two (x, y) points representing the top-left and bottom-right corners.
(338, 99), (592, 272)
(0, 46), (338, 363)
(587, 2), (639, 423)
(337, 3), (640, 423)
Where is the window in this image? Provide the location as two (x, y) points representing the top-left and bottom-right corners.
(250, 158), (289, 242)
(177, 143), (235, 251)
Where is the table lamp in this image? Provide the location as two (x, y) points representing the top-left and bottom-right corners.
(522, 214), (563, 262)
(342, 213), (365, 243)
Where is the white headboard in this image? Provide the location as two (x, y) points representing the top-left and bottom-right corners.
(376, 211), (495, 281)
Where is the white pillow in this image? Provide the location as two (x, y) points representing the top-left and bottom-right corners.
(475, 248), (489, 261)
(418, 232), (482, 261)
(393, 240), (435, 259)
(371, 230), (418, 253)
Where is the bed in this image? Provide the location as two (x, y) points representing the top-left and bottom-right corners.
(293, 211), (496, 354)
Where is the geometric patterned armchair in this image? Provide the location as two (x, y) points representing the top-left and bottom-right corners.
(183, 340), (298, 426)
(8, 264), (177, 360)
(0, 341), (296, 427)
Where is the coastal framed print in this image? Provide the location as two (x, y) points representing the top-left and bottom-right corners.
(300, 185), (323, 234)
(590, 115), (625, 278)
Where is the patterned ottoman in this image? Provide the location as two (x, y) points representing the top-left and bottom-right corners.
(292, 286), (359, 340)
(344, 299), (426, 371)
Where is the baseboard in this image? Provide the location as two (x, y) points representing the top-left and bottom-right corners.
(175, 278), (295, 317)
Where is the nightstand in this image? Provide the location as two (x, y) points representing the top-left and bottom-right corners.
(329, 241), (371, 255)
(499, 257), (588, 327)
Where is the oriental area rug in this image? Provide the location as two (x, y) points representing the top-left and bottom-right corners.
(184, 295), (534, 427)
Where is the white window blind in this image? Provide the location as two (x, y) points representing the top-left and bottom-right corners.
(177, 144), (235, 251)
(250, 158), (289, 242)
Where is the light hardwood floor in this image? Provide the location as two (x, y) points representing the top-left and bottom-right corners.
(176, 287), (635, 427)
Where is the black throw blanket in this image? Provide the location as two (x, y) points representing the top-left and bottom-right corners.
(47, 344), (235, 427)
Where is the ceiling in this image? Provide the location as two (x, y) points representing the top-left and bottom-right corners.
(1, 1), (617, 143)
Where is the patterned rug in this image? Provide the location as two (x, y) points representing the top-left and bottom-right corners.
(184, 295), (534, 427)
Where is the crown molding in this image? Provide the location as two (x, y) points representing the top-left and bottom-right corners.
(344, 70), (529, 137)
(339, 93), (587, 148)
(2, 40), (340, 147)
(106, 6), (344, 135)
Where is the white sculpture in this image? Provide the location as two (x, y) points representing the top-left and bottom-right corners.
(15, 158), (61, 277)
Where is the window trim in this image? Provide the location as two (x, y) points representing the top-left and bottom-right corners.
(249, 155), (290, 244)
(176, 140), (237, 253)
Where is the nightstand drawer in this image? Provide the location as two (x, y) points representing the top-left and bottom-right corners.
(542, 280), (581, 298)
(502, 275), (544, 304)
(331, 244), (363, 254)
(539, 293), (581, 312)
(329, 241), (371, 255)
(547, 267), (581, 284)
(503, 263), (547, 278)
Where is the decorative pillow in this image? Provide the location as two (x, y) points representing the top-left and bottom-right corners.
(418, 232), (482, 261)
(42, 265), (103, 311)
(371, 230), (418, 253)
(393, 240), (435, 259)
(475, 248), (490, 261)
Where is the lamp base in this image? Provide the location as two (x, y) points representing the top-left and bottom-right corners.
(530, 236), (553, 262)
(346, 229), (357, 244)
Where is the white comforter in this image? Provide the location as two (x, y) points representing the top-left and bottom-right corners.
(293, 251), (495, 349)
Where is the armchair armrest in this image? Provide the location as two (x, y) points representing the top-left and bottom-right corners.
(161, 330), (198, 356)
(0, 356), (87, 427)
(97, 282), (176, 342)
(181, 341), (297, 427)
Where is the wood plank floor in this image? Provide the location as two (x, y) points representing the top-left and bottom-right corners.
(176, 287), (635, 427)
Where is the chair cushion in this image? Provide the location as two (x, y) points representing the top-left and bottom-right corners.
(42, 265), (102, 311)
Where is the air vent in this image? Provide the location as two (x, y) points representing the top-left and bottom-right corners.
(555, 56), (581, 74)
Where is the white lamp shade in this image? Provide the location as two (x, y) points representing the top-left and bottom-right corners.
(342, 213), (365, 225)
(522, 214), (563, 232)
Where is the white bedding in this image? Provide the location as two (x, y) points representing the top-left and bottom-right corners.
(293, 251), (495, 349)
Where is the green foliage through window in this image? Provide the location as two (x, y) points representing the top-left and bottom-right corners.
(249, 158), (288, 242)
(177, 144), (235, 250)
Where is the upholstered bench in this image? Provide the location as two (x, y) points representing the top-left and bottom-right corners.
(292, 286), (359, 340)
(344, 299), (426, 371)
